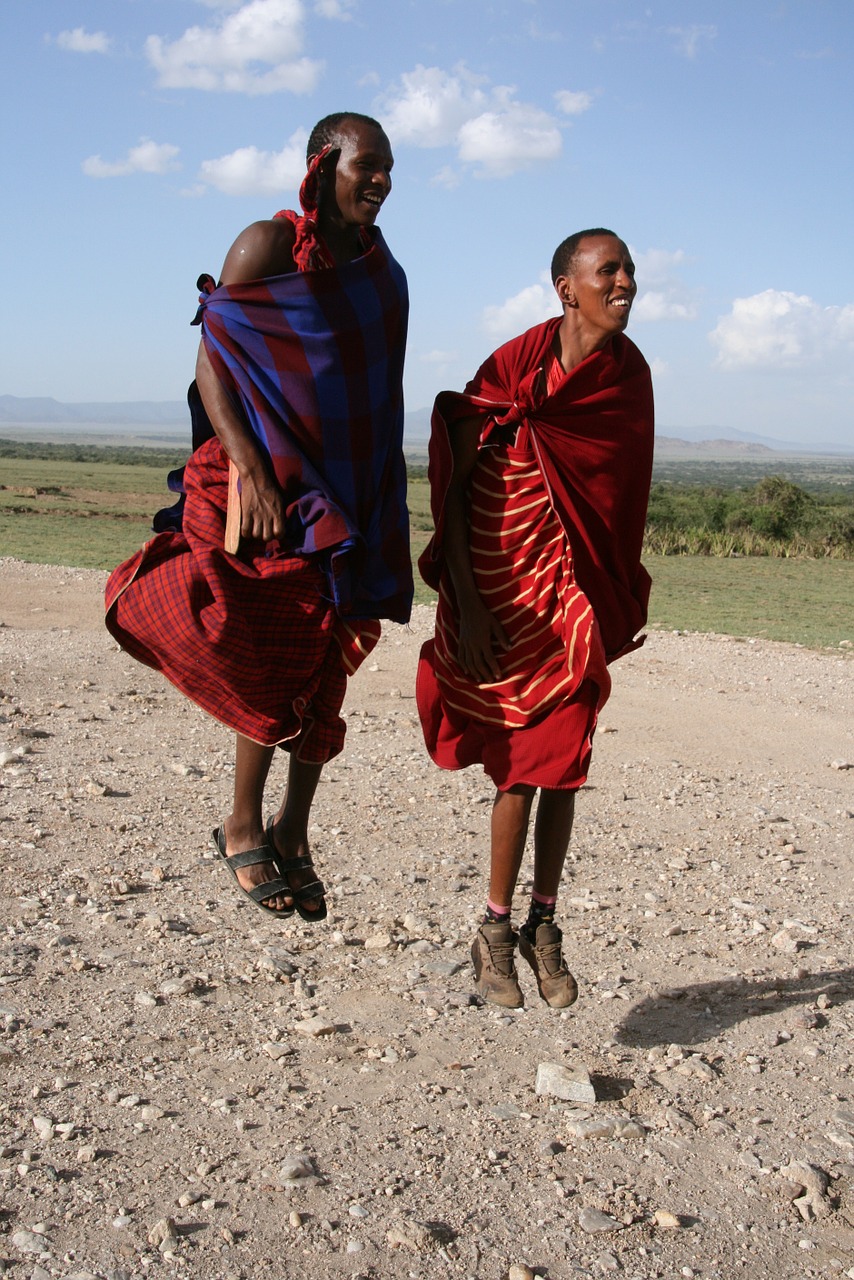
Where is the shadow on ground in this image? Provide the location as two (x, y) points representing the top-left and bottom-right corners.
(615, 966), (854, 1048)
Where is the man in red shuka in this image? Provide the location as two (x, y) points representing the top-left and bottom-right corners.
(417, 229), (654, 1009)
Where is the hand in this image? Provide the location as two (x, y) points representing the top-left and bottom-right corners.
(456, 598), (510, 683)
(237, 471), (286, 542)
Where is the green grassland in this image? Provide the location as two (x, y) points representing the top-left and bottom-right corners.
(1, 440), (852, 651)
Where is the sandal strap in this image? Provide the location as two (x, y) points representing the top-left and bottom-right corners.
(224, 845), (277, 871)
(246, 876), (294, 904)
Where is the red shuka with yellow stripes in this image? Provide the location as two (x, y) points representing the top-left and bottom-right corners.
(417, 320), (654, 791)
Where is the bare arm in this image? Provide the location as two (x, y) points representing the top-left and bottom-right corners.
(197, 219), (298, 542)
(442, 417), (510, 682)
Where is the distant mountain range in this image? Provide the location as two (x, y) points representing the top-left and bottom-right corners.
(1, 394), (850, 455)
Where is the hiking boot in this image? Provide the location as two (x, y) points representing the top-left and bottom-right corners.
(519, 921), (578, 1008)
(471, 921), (524, 1008)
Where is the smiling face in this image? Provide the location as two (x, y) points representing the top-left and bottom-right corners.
(317, 119), (394, 230)
(555, 234), (637, 347)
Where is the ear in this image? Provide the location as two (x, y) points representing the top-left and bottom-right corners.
(554, 275), (576, 307)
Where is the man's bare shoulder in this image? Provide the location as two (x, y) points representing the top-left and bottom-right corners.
(220, 218), (297, 285)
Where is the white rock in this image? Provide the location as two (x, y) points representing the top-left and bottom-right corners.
(364, 932), (393, 951)
(148, 1217), (179, 1249)
(280, 1154), (315, 1183)
(508, 1266), (536, 1280)
(655, 1209), (682, 1229)
(386, 1217), (437, 1252)
(31, 1116), (55, 1141)
(293, 1015), (336, 1038)
(830, 759), (852, 770)
(578, 1207), (622, 1233)
(11, 1228), (49, 1254)
(535, 1061), (596, 1103)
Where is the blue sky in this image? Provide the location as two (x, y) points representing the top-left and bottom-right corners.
(3, 0), (853, 446)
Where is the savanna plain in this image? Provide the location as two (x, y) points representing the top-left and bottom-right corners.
(0, 440), (852, 1280)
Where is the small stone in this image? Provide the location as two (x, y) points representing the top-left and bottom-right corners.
(535, 1061), (596, 1103)
(280, 1154), (315, 1183)
(160, 975), (198, 997)
(349, 1203), (369, 1218)
(10, 1229), (49, 1254)
(772, 929), (805, 953)
(288, 1211), (303, 1228)
(134, 992), (158, 1009)
(654, 1209), (682, 1229)
(178, 1190), (203, 1208)
(596, 1253), (620, 1272)
(508, 1266), (536, 1280)
(293, 1016), (336, 1038)
(830, 759), (852, 770)
(31, 1116), (54, 1141)
(364, 932), (393, 951)
(578, 1207), (622, 1233)
(141, 1105), (166, 1122)
(147, 1217), (179, 1249)
(263, 1041), (294, 1061)
(386, 1217), (438, 1252)
(77, 1145), (98, 1163)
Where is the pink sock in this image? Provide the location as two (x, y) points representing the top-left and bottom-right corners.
(485, 897), (512, 923)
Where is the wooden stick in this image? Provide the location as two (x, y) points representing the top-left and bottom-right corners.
(224, 459), (241, 554)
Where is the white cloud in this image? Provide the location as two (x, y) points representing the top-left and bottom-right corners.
(198, 129), (307, 195)
(420, 349), (457, 364)
(482, 275), (558, 339)
(554, 89), (593, 116)
(145, 0), (322, 95)
(650, 357), (669, 378)
(633, 291), (695, 322)
(82, 139), (181, 178)
(377, 64), (564, 179)
(667, 24), (717, 59)
(378, 64), (489, 147)
(458, 101), (562, 178)
(56, 28), (111, 54)
(633, 247), (687, 285)
(631, 247), (697, 323)
(711, 290), (854, 370)
(314, 0), (354, 17)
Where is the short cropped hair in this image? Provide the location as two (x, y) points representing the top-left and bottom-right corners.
(551, 228), (619, 283)
(306, 112), (386, 162)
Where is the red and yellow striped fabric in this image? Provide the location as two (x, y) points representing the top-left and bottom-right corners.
(417, 321), (654, 792)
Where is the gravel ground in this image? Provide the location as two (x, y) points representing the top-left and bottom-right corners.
(1, 557), (853, 1280)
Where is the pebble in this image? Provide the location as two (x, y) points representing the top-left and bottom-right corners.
(148, 1217), (179, 1250)
(830, 759), (852, 770)
(654, 1209), (682, 1229)
(31, 1116), (54, 1141)
(578, 1207), (622, 1233)
(535, 1061), (596, 1103)
(507, 1266), (536, 1280)
(386, 1217), (438, 1252)
(134, 992), (158, 1008)
(293, 1015), (337, 1038)
(364, 933), (393, 951)
(160, 975), (198, 997)
(280, 1154), (315, 1183)
(10, 1229), (49, 1254)
(566, 1114), (645, 1140)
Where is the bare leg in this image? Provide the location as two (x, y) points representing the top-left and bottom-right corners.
(489, 784), (536, 909)
(267, 753), (325, 913)
(221, 733), (292, 912)
(531, 789), (576, 897)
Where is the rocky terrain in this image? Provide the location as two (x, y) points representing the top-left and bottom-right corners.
(1, 557), (852, 1280)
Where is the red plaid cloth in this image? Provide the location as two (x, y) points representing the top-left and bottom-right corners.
(106, 437), (371, 756)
